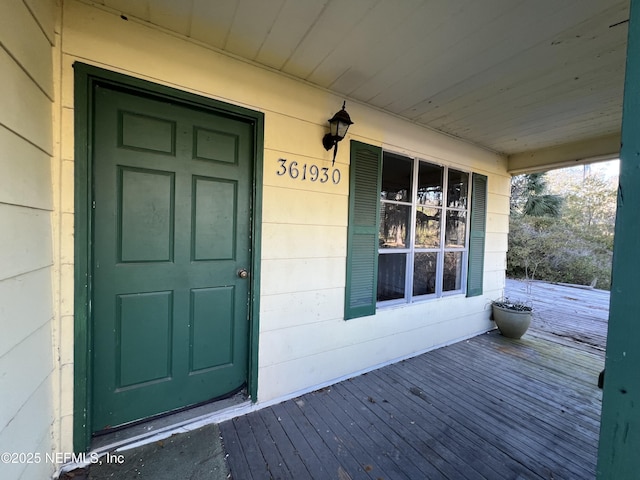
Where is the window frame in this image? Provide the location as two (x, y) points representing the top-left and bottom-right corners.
(377, 151), (472, 306)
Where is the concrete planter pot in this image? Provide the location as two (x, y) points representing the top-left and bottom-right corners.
(492, 302), (532, 339)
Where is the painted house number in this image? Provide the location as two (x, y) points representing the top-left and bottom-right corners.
(276, 158), (341, 184)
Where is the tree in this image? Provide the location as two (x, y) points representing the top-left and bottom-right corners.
(507, 167), (615, 290)
(562, 174), (616, 248)
(510, 173), (563, 217)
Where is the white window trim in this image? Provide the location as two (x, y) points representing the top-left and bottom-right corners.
(377, 151), (472, 307)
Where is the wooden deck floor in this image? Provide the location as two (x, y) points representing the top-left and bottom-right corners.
(220, 280), (608, 479)
(504, 278), (609, 353)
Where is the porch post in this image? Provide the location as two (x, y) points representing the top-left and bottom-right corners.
(597, 0), (640, 477)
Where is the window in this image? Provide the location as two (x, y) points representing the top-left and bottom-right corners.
(345, 141), (487, 320)
(378, 152), (470, 303)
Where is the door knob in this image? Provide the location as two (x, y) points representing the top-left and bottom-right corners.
(238, 269), (249, 279)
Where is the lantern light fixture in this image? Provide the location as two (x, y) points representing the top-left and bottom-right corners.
(322, 101), (354, 165)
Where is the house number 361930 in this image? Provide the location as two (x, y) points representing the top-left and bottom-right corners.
(276, 158), (341, 184)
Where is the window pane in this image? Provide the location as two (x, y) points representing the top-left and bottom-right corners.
(413, 252), (437, 296)
(443, 252), (463, 292)
(447, 169), (469, 208)
(379, 203), (410, 248)
(377, 253), (406, 301)
(381, 153), (413, 202)
(445, 210), (467, 247)
(415, 207), (441, 248)
(417, 162), (443, 206)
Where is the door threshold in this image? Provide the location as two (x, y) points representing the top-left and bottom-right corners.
(89, 390), (251, 454)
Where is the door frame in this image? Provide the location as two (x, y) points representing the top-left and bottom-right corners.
(73, 63), (264, 452)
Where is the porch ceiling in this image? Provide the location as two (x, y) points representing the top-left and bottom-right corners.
(95, 0), (629, 171)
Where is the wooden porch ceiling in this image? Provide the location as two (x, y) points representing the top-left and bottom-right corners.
(93, 0), (629, 171)
(221, 279), (607, 479)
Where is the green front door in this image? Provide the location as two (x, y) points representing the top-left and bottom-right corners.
(91, 84), (253, 432)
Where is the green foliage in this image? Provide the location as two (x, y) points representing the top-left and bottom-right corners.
(562, 175), (616, 247)
(522, 194), (563, 217)
(507, 215), (613, 289)
(511, 173), (563, 217)
(507, 167), (616, 290)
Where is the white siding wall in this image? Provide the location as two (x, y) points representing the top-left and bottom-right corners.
(0, 0), (56, 478)
(57, 0), (510, 446)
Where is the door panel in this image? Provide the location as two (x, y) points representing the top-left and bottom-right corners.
(117, 291), (173, 388)
(91, 85), (252, 432)
(119, 167), (175, 262)
(190, 286), (234, 371)
(192, 176), (236, 260)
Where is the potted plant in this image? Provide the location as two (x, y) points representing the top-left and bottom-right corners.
(491, 298), (533, 339)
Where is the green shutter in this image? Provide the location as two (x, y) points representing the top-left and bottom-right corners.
(345, 140), (382, 319)
(467, 173), (488, 297)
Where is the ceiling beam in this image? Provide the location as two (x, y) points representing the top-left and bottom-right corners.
(507, 133), (621, 174)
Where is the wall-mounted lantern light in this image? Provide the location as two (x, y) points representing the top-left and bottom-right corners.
(322, 101), (354, 165)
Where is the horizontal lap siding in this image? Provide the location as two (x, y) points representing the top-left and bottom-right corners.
(0, 205), (52, 279)
(60, 0), (510, 410)
(0, 269), (53, 358)
(0, 0), (55, 478)
(0, 48), (52, 154)
(484, 174), (511, 301)
(0, 127), (52, 210)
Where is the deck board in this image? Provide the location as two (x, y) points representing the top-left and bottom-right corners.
(220, 417), (255, 480)
(313, 384), (418, 480)
(326, 381), (435, 480)
(418, 343), (598, 477)
(297, 389), (393, 479)
(245, 413), (291, 479)
(390, 360), (571, 479)
(360, 369), (519, 480)
(505, 278), (609, 352)
(343, 373), (490, 480)
(220, 280), (607, 479)
(258, 408), (312, 478)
